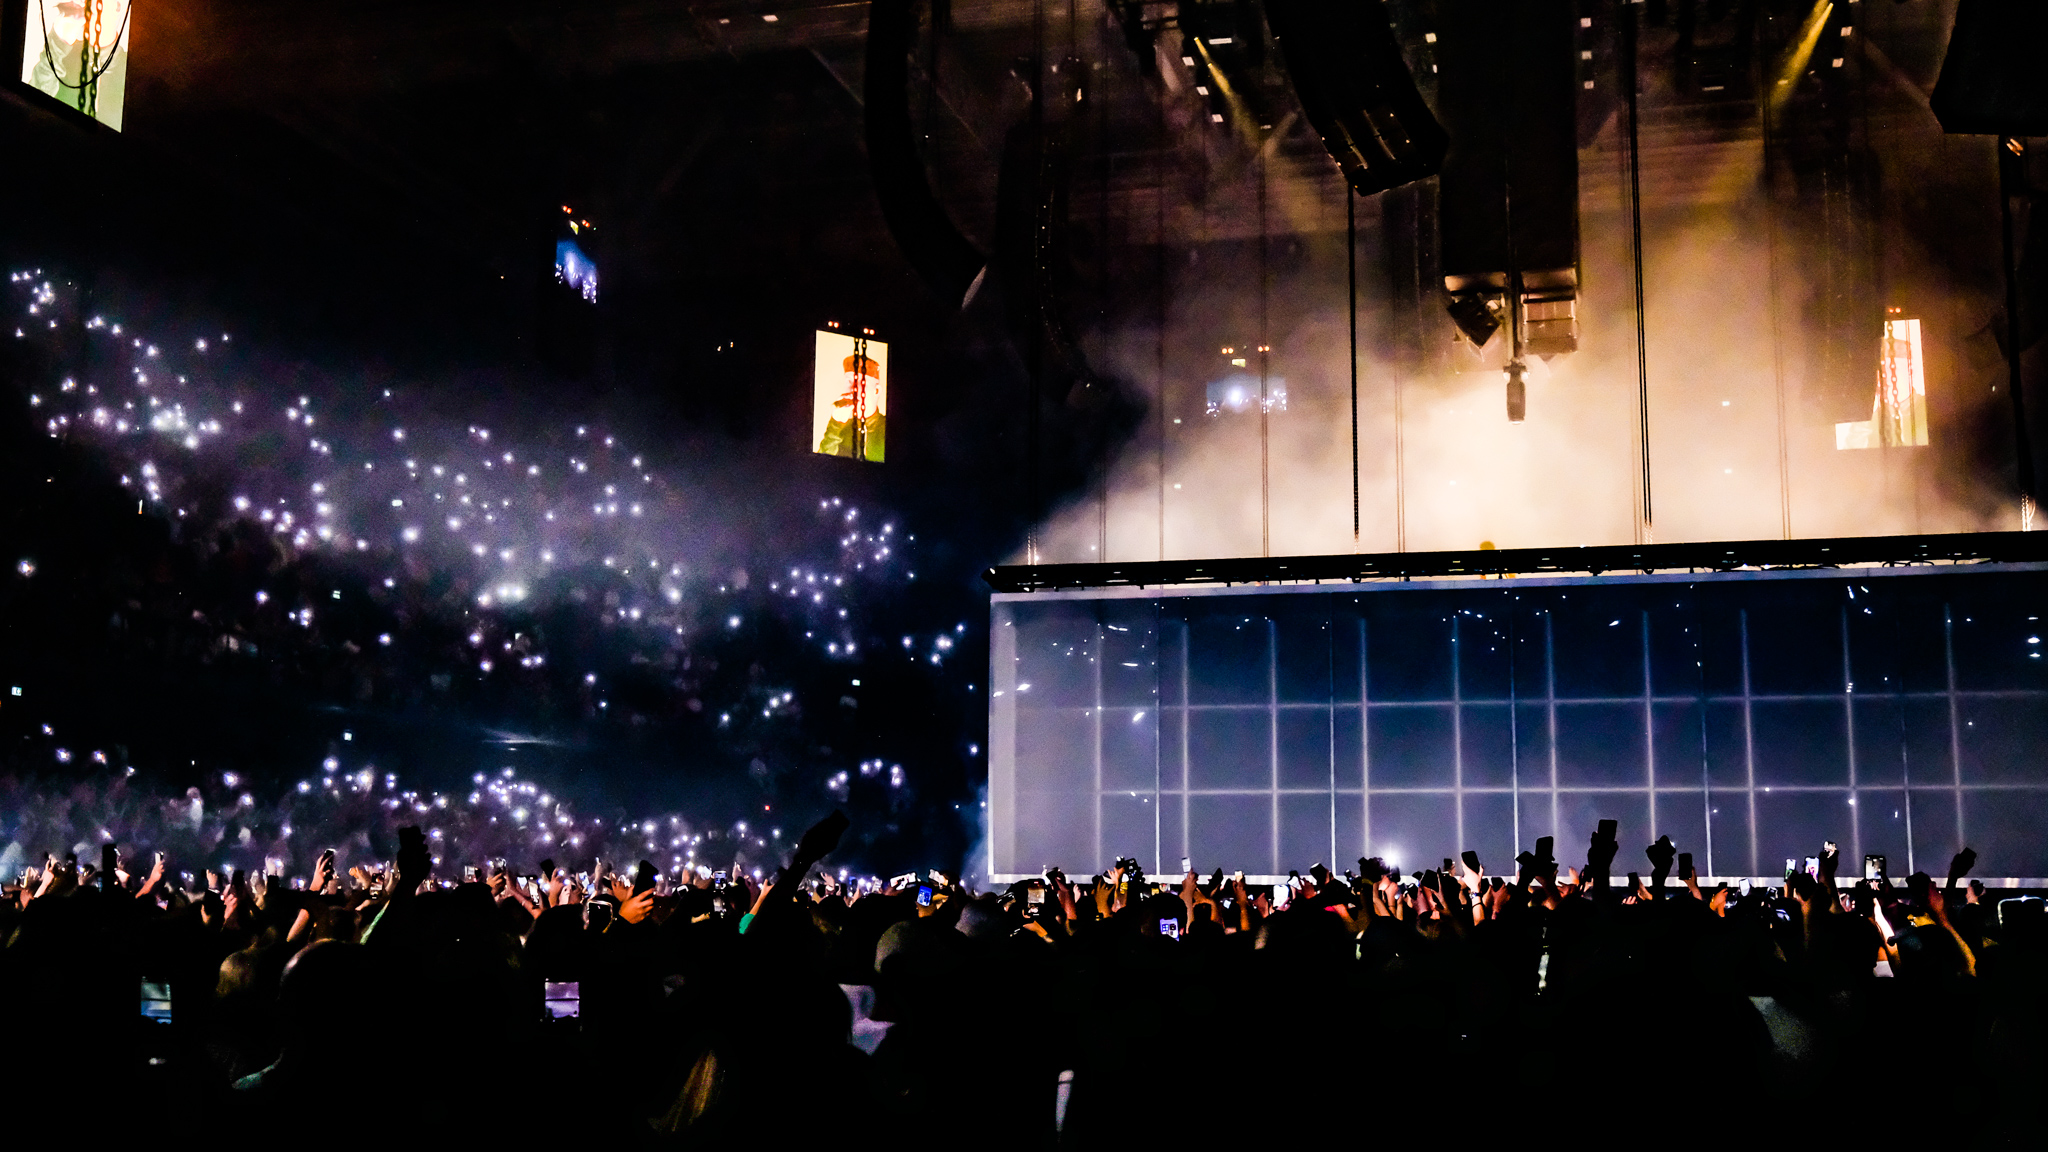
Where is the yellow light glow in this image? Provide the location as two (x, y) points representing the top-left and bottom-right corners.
(1768, 1), (1834, 122)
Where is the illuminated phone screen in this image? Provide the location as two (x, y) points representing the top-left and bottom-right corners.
(140, 979), (172, 1023)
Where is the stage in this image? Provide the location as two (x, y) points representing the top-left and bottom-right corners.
(985, 533), (2048, 885)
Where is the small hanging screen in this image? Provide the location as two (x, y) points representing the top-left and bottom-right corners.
(812, 329), (887, 463)
(20, 0), (133, 131)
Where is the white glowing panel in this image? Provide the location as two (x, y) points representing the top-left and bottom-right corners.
(812, 330), (887, 463)
(988, 569), (2048, 883)
(20, 0), (132, 131)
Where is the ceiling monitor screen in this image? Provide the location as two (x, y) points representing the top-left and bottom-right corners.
(20, 0), (132, 131)
(812, 329), (887, 463)
(554, 239), (598, 304)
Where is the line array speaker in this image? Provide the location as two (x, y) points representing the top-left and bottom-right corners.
(1264, 0), (1448, 196)
(865, 0), (987, 309)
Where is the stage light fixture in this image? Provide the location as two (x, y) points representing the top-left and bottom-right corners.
(1505, 361), (1527, 423)
(1446, 292), (1501, 348)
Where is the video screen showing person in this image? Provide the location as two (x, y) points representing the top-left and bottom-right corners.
(20, 0), (132, 131)
(812, 328), (887, 463)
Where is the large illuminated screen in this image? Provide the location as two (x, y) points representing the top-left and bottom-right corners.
(812, 329), (887, 463)
(20, 0), (131, 131)
(988, 564), (2048, 881)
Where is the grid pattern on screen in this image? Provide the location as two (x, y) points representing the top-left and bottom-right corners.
(988, 566), (2048, 880)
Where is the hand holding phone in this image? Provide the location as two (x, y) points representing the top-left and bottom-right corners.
(792, 810), (850, 867)
(1645, 835), (1676, 878)
(1587, 822), (1617, 875)
(1947, 847), (1977, 888)
(395, 826), (430, 885)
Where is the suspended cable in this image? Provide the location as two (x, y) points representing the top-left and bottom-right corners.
(1259, 142), (1271, 557)
(1760, 8), (1792, 539)
(1025, 0), (1045, 564)
(1623, 5), (1651, 542)
(1349, 191), (1360, 550)
(1096, 4), (1109, 563)
(1157, 35), (1168, 562)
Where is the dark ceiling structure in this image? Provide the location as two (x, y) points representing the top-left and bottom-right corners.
(0, 1), (2038, 554)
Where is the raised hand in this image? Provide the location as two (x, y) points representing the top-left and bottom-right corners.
(1587, 821), (1619, 879)
(1486, 879), (1513, 920)
(1456, 858), (1485, 896)
(618, 888), (657, 925)
(792, 810), (850, 867)
(1645, 835), (1676, 880)
(1925, 883), (1950, 924)
(311, 850), (335, 895)
(394, 826), (431, 891)
(1946, 848), (1977, 890)
(1818, 843), (1841, 887)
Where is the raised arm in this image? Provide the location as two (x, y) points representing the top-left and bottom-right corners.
(1926, 885), (1977, 977)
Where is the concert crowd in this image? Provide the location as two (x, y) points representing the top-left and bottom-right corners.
(4, 814), (2041, 1148)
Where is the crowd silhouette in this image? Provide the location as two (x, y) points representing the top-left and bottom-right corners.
(4, 812), (2042, 1148)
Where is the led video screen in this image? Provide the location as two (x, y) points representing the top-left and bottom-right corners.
(812, 329), (886, 463)
(1837, 317), (1929, 450)
(19, 0), (131, 131)
(553, 239), (598, 303)
(988, 564), (2048, 881)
